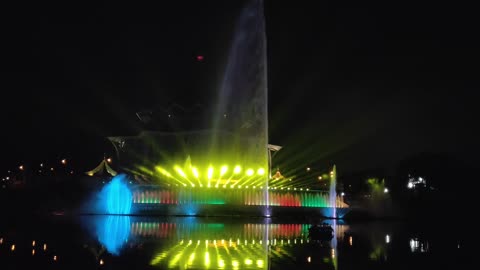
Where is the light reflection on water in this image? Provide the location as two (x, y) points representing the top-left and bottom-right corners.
(0, 216), (472, 269)
(83, 216), (345, 269)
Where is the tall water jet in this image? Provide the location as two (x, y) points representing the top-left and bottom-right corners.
(215, 0), (269, 212)
(329, 165), (337, 218)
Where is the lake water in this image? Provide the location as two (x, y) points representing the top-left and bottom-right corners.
(0, 215), (473, 269)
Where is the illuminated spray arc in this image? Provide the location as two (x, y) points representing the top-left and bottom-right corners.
(101, 0), (349, 218)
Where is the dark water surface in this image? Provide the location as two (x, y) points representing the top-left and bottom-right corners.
(0, 215), (473, 269)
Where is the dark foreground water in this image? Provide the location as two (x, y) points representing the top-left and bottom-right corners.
(0, 214), (473, 269)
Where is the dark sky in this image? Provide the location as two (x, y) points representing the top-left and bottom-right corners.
(1, 0), (479, 173)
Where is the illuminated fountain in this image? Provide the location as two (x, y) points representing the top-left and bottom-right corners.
(100, 0), (349, 218)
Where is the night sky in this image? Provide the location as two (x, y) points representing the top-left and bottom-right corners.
(1, 0), (479, 173)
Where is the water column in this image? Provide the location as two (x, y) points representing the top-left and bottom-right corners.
(330, 165), (337, 218)
(214, 0), (269, 214)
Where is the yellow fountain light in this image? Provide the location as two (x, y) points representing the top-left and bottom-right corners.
(155, 166), (172, 178)
(220, 165), (228, 177)
(174, 165), (187, 178)
(204, 252), (210, 266)
(234, 165), (242, 174)
(246, 169), (254, 176)
(257, 168), (265, 175)
(207, 166), (214, 180)
(245, 259), (253, 265)
(192, 167), (200, 178)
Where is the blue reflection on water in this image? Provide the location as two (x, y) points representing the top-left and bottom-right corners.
(96, 215), (131, 255)
(98, 174), (132, 215)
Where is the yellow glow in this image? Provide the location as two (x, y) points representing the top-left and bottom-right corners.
(32, 240), (35, 246)
(188, 253), (195, 265)
(107, 158), (112, 163)
(11, 244), (15, 251)
(218, 259), (225, 268)
(32, 249), (35, 255)
(232, 260), (239, 267)
(61, 159), (66, 165)
(100, 259), (104, 265)
(207, 166), (214, 180)
(43, 244), (47, 251)
(245, 259), (253, 265)
(306, 167), (310, 171)
(307, 256), (311, 263)
(220, 165), (228, 177)
(318, 176), (322, 180)
(155, 166), (172, 177)
(192, 167), (200, 178)
(234, 165), (242, 174)
(204, 252), (210, 266)
(246, 169), (254, 176)
(256, 259), (264, 267)
(53, 255), (57, 261)
(257, 168), (265, 175)
(0, 238), (2, 244)
(174, 165), (187, 178)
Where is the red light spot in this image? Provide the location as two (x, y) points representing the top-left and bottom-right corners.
(196, 55), (204, 61)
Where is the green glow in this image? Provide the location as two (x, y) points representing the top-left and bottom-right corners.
(257, 168), (265, 175)
(234, 165), (242, 174)
(246, 169), (254, 176)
